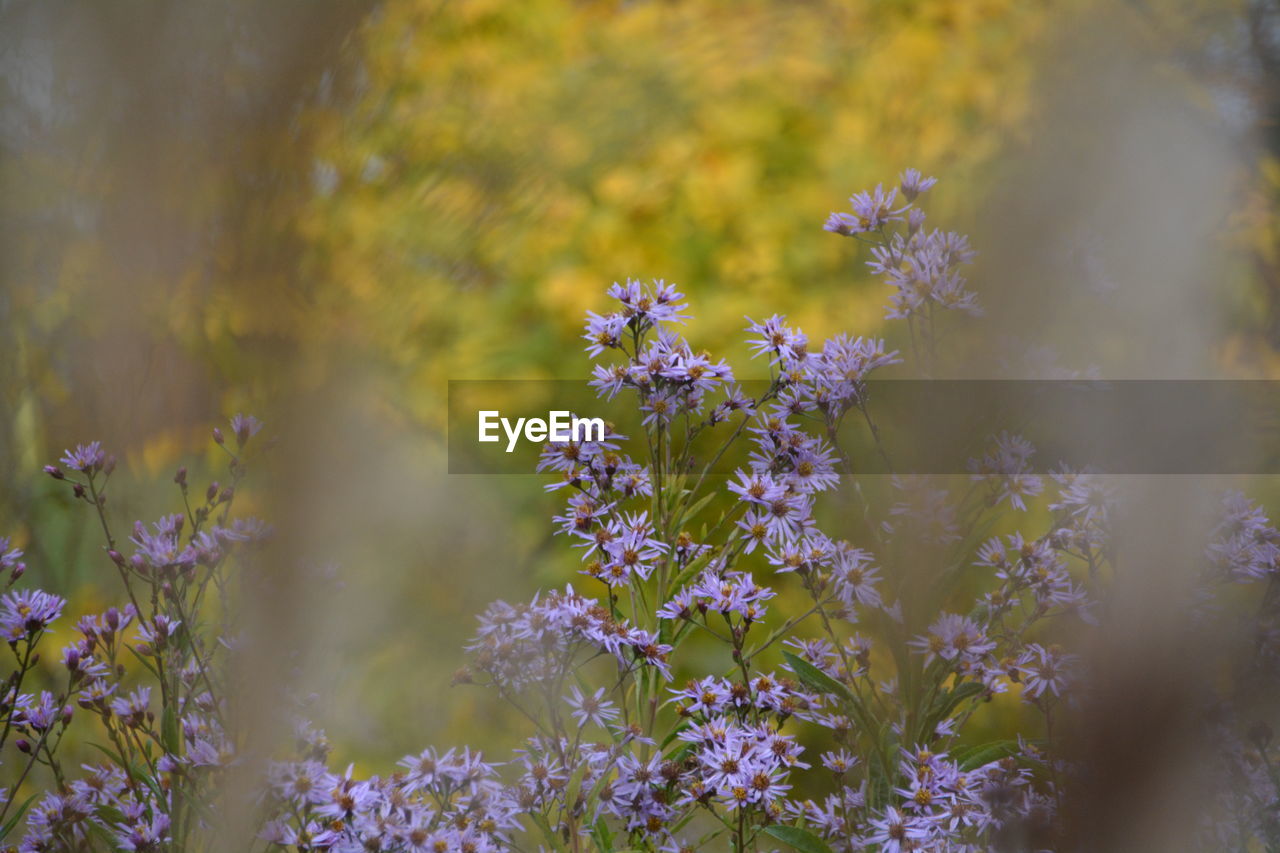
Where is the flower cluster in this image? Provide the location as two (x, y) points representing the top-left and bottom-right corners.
(6, 416), (267, 851)
(826, 169), (978, 323)
(466, 586), (673, 687)
(257, 742), (519, 851)
(10, 171), (1280, 852)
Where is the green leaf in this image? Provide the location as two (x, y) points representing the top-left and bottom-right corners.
(782, 651), (855, 707)
(783, 650), (880, 737)
(1, 792), (40, 839)
(669, 546), (716, 594)
(527, 812), (566, 852)
(161, 704), (181, 755)
(563, 759), (591, 814)
(660, 723), (692, 750)
(591, 816), (613, 850)
(671, 488), (718, 531)
(88, 741), (127, 766)
(923, 681), (987, 738)
(759, 824), (835, 853)
(951, 739), (1024, 771)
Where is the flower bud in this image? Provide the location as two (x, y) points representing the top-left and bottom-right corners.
(907, 207), (926, 235)
(206, 482), (220, 502)
(16, 738), (31, 754)
(103, 455), (116, 475)
(212, 427), (225, 445)
(72, 483), (86, 499)
(108, 550), (125, 568)
(174, 467), (188, 487)
(43, 465), (64, 480)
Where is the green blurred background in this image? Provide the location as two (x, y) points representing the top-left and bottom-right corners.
(3, 0), (1280, 776)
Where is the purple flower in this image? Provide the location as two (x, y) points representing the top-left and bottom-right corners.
(823, 211), (861, 236)
(607, 278), (689, 325)
(113, 812), (171, 851)
(864, 805), (931, 852)
(1, 588), (66, 639)
(130, 515), (197, 572)
(59, 441), (106, 473)
(745, 315), (808, 366)
(899, 168), (938, 201)
(1016, 643), (1078, 700)
(16, 691), (64, 731)
(908, 613), (995, 667)
(230, 413), (264, 447)
(109, 687), (151, 728)
(566, 686), (620, 728)
(969, 432), (1043, 511)
(584, 310), (628, 357)
(847, 184), (904, 233)
(0, 536), (25, 579)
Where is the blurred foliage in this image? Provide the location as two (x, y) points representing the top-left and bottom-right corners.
(294, 0), (1050, 420)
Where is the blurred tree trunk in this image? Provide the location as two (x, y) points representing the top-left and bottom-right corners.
(0, 1), (377, 563)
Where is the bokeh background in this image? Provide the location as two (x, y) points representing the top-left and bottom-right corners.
(3, 0), (1280, 779)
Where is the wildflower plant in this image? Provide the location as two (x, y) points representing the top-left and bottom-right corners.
(2, 420), (268, 849)
(6, 171), (1280, 852)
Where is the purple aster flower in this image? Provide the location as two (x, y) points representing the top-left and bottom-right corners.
(0, 536), (25, 579)
(908, 613), (995, 667)
(109, 687), (151, 728)
(607, 278), (689, 325)
(671, 677), (731, 717)
(745, 315), (808, 365)
(736, 508), (772, 553)
(969, 432), (1043, 512)
(822, 749), (858, 774)
(16, 691), (64, 731)
(130, 515), (198, 572)
(566, 686), (620, 728)
(830, 546), (883, 612)
(864, 805), (931, 852)
(847, 184), (904, 232)
(823, 211), (861, 236)
(267, 760), (337, 807)
(899, 168), (938, 201)
(59, 441), (106, 473)
(1016, 643), (1078, 700)
(728, 469), (786, 506)
(1, 588), (66, 639)
(639, 389), (679, 427)
(584, 310), (628, 357)
(230, 413), (264, 447)
(113, 811), (172, 852)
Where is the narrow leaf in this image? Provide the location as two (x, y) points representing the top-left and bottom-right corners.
(760, 824), (835, 853)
